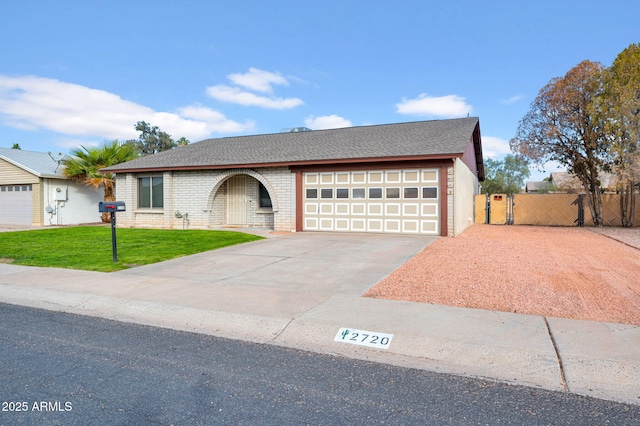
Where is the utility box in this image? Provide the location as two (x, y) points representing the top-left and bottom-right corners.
(99, 201), (126, 213)
(54, 188), (68, 201)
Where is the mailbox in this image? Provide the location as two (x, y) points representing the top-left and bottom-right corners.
(99, 201), (126, 213)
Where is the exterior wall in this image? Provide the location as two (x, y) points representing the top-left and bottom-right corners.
(115, 167), (296, 231)
(31, 182), (43, 226)
(210, 181), (227, 226)
(452, 158), (479, 236)
(0, 159), (39, 185)
(41, 179), (104, 225)
(273, 168), (297, 232)
(460, 137), (478, 176)
(246, 177), (275, 227)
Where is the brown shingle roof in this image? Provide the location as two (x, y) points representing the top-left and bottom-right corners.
(103, 117), (481, 172)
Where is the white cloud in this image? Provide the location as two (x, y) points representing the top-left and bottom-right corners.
(228, 67), (288, 93)
(481, 136), (512, 159)
(206, 84), (303, 110)
(0, 75), (252, 144)
(500, 95), (524, 105)
(206, 67), (304, 110)
(304, 114), (352, 130)
(396, 94), (472, 118)
(177, 105), (255, 134)
(479, 135), (566, 182)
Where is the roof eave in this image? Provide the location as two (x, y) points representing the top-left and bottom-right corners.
(101, 153), (462, 174)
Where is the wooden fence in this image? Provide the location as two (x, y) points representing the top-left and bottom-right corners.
(475, 193), (640, 227)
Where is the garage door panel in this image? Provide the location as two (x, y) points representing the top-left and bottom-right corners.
(305, 217), (318, 230)
(421, 203), (438, 217)
(385, 171), (401, 183)
(335, 203), (349, 215)
(385, 203), (401, 216)
(320, 173), (333, 184)
(335, 218), (350, 231)
(367, 219), (383, 232)
(403, 204), (419, 216)
(335, 172), (350, 184)
(402, 220), (420, 233)
(367, 203), (383, 215)
(403, 170), (419, 183)
(303, 169), (440, 235)
(319, 218), (333, 230)
(352, 204), (366, 215)
(319, 203), (333, 214)
(421, 220), (438, 234)
(422, 170), (439, 183)
(305, 173), (318, 185)
(352, 172), (366, 184)
(384, 220), (401, 232)
(351, 219), (366, 231)
(368, 171), (383, 184)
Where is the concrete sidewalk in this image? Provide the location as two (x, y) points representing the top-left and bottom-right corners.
(0, 231), (638, 406)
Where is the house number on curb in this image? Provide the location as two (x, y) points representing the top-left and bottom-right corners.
(333, 327), (393, 349)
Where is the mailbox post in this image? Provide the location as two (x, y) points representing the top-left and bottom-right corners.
(98, 201), (126, 262)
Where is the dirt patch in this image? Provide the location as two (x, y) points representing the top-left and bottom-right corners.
(365, 225), (640, 326)
(0, 258), (14, 264)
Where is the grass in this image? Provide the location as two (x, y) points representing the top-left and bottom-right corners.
(0, 226), (264, 272)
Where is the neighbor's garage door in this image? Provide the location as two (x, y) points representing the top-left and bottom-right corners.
(303, 169), (440, 235)
(0, 184), (33, 225)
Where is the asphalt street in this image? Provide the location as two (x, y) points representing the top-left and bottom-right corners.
(1, 303), (638, 425)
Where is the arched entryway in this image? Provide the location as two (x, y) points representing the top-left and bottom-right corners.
(207, 169), (278, 229)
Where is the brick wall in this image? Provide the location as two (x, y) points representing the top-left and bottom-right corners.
(115, 167), (296, 231)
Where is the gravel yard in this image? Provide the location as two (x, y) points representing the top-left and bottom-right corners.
(365, 225), (640, 326)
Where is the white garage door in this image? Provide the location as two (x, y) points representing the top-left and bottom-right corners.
(303, 169), (440, 235)
(0, 184), (33, 225)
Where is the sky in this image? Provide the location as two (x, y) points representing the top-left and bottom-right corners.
(0, 1), (638, 181)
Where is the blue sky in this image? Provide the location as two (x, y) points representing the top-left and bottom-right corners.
(1, 1), (638, 181)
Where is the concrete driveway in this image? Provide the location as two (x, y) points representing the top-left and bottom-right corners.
(110, 231), (436, 317)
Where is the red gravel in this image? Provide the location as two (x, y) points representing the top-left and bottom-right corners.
(365, 225), (640, 326)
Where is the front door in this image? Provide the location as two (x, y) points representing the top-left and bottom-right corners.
(227, 175), (247, 225)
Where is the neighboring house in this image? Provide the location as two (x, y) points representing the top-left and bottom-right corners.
(102, 117), (484, 236)
(549, 171), (617, 193)
(525, 181), (552, 193)
(525, 171), (618, 194)
(548, 172), (582, 193)
(0, 148), (104, 226)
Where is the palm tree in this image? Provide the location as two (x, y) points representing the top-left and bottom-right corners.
(62, 140), (139, 222)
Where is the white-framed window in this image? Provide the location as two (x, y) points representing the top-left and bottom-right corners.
(138, 176), (163, 208)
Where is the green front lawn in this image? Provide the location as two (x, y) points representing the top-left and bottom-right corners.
(0, 226), (264, 272)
